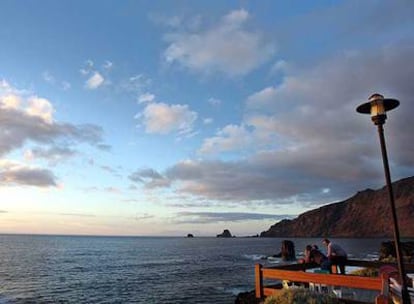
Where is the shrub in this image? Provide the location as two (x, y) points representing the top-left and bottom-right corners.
(264, 288), (340, 304)
(349, 267), (378, 277)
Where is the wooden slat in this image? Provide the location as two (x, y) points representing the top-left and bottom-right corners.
(255, 260), (414, 301)
(255, 264), (263, 298)
(261, 269), (383, 290)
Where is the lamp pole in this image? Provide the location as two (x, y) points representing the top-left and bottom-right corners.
(356, 94), (410, 304)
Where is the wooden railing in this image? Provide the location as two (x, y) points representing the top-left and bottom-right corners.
(255, 260), (414, 304)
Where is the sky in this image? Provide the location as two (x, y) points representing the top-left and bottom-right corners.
(0, 0), (413, 236)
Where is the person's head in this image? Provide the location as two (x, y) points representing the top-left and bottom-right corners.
(305, 245), (312, 252)
(322, 238), (330, 246)
(312, 244), (319, 250)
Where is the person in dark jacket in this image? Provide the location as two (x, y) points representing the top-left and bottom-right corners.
(304, 244), (330, 271)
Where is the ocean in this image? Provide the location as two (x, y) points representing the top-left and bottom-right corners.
(0, 235), (392, 303)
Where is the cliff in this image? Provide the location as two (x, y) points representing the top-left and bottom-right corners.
(260, 176), (414, 238)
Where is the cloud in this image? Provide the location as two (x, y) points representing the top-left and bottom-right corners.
(174, 211), (293, 224)
(270, 60), (288, 74)
(166, 159), (340, 203)
(0, 81), (109, 187)
(100, 165), (118, 174)
(163, 9), (275, 76)
(0, 94), (21, 109)
(24, 147), (76, 163)
(136, 102), (197, 136)
(43, 71), (71, 91)
(24, 146), (77, 165)
(203, 118), (213, 125)
(129, 168), (170, 189)
(208, 97), (221, 106)
(0, 107), (106, 156)
(198, 124), (252, 155)
(103, 60), (113, 70)
(85, 72), (105, 89)
(80, 60), (113, 90)
(120, 74), (151, 93)
(246, 86), (278, 109)
(61, 81), (71, 90)
(150, 13), (182, 28)
(59, 213), (96, 218)
(138, 92), (155, 104)
(134, 213), (154, 221)
(104, 187), (121, 194)
(0, 160), (57, 187)
(26, 97), (54, 123)
(42, 71), (55, 84)
(166, 43), (414, 207)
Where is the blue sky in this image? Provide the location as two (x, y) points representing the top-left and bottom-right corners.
(0, 0), (413, 236)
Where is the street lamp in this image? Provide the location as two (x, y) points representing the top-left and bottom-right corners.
(356, 93), (410, 304)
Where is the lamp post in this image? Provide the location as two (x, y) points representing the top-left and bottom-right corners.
(356, 93), (410, 304)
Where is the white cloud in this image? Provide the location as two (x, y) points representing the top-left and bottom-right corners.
(121, 74), (151, 93)
(86, 72), (105, 89)
(0, 94), (21, 110)
(42, 71), (71, 91)
(246, 86), (278, 108)
(163, 9), (275, 76)
(270, 60), (288, 74)
(138, 92), (155, 104)
(208, 97), (221, 106)
(203, 118), (213, 124)
(26, 97), (54, 123)
(198, 124), (251, 155)
(80, 59), (94, 75)
(0, 81), (108, 158)
(42, 71), (55, 84)
(103, 60), (113, 70)
(137, 102), (198, 136)
(61, 81), (71, 90)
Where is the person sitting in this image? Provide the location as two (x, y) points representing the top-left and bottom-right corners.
(303, 244), (330, 271)
(322, 238), (347, 274)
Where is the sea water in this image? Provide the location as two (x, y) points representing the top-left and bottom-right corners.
(0, 235), (392, 303)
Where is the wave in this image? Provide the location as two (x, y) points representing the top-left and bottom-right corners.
(242, 254), (266, 261)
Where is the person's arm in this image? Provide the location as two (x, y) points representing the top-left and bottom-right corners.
(304, 250), (311, 263)
(326, 243), (332, 258)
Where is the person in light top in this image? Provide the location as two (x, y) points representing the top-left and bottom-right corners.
(322, 238), (348, 274)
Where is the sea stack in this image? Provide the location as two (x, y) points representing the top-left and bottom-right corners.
(217, 229), (233, 238)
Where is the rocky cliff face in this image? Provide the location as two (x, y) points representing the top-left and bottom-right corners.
(260, 176), (414, 238)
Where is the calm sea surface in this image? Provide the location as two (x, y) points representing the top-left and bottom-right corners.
(0, 235), (393, 303)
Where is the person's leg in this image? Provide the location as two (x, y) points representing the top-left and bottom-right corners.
(338, 256), (347, 274)
(320, 259), (331, 272)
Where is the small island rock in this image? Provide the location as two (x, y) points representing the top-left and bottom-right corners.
(217, 229), (232, 238)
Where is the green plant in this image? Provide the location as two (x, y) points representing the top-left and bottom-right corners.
(349, 267), (378, 277)
(264, 288), (340, 304)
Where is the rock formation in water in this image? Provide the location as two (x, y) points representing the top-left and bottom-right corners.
(217, 229), (233, 238)
(379, 240), (414, 262)
(272, 240), (296, 261)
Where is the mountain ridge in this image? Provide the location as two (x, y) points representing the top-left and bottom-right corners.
(260, 176), (414, 238)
